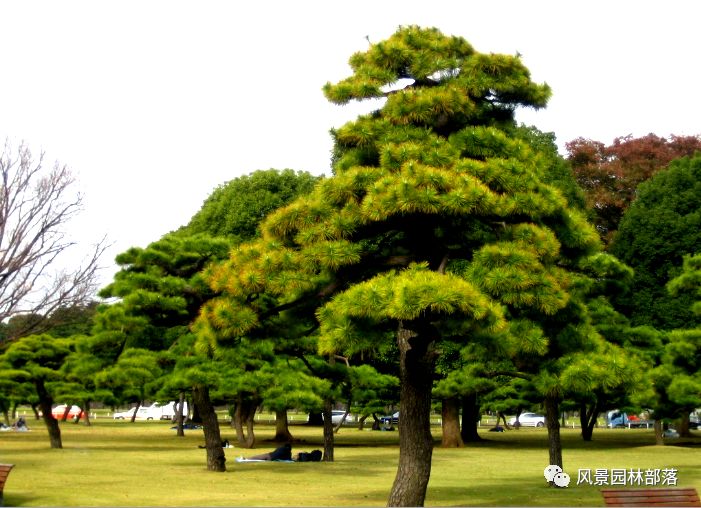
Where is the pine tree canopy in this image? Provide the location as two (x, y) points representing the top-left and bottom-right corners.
(197, 26), (601, 359)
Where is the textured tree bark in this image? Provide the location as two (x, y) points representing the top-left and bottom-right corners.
(174, 392), (186, 437)
(387, 322), (436, 507)
(35, 379), (62, 449)
(460, 393), (482, 442)
(192, 384), (226, 471)
(544, 396), (563, 471)
(274, 409), (294, 442)
(322, 399), (334, 461)
(441, 398), (463, 447)
(234, 399), (257, 448)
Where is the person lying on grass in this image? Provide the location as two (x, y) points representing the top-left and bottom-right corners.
(244, 443), (292, 461)
(237, 444), (323, 462)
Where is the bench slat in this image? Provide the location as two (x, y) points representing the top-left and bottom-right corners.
(602, 488), (701, 507)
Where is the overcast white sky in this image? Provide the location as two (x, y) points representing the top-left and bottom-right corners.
(1, 1), (700, 290)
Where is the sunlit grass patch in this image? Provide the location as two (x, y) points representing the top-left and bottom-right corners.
(0, 420), (699, 506)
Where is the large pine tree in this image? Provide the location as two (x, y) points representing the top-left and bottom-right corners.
(198, 26), (601, 505)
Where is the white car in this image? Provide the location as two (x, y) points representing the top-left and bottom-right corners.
(113, 408), (137, 420)
(508, 412), (545, 427)
(322, 410), (354, 425)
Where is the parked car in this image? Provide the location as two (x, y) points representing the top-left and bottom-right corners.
(508, 412), (545, 427)
(51, 404), (84, 420)
(113, 407), (137, 420)
(380, 411), (400, 425)
(322, 410), (355, 425)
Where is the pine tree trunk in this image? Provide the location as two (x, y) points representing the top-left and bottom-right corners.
(460, 393), (482, 442)
(130, 401), (141, 423)
(654, 420), (664, 445)
(35, 379), (62, 449)
(82, 400), (92, 426)
(274, 409), (294, 442)
(322, 399), (334, 461)
(234, 399), (257, 448)
(192, 384), (226, 471)
(579, 401), (600, 442)
(441, 398), (463, 447)
(190, 399), (202, 424)
(678, 412), (691, 438)
(357, 414), (368, 431)
(387, 322), (436, 507)
(174, 392), (186, 437)
(544, 396), (563, 471)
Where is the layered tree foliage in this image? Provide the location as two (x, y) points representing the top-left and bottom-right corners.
(197, 26), (603, 506)
(0, 334), (74, 448)
(91, 169), (318, 471)
(566, 134), (701, 244)
(668, 253), (701, 317)
(610, 154), (701, 330)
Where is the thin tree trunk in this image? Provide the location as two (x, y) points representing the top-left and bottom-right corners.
(61, 404), (72, 422)
(234, 399), (257, 448)
(130, 401), (141, 423)
(678, 412), (691, 438)
(192, 384), (226, 471)
(82, 400), (92, 426)
(460, 393), (482, 442)
(654, 420), (664, 445)
(274, 409), (294, 442)
(545, 396), (563, 472)
(579, 401), (600, 441)
(357, 414), (368, 431)
(174, 392), (185, 437)
(441, 398), (463, 447)
(322, 399), (334, 462)
(36, 379), (62, 449)
(387, 322), (436, 507)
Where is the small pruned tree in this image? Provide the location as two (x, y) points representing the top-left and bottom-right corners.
(0, 140), (105, 340)
(0, 333), (74, 448)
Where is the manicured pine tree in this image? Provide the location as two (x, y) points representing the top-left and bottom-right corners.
(0, 334), (74, 448)
(197, 26), (603, 506)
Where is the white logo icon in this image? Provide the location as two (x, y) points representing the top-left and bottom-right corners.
(544, 465), (562, 482)
(553, 472), (571, 488)
(544, 465), (569, 488)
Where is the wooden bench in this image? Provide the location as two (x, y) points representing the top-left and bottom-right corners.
(601, 487), (701, 506)
(0, 464), (14, 507)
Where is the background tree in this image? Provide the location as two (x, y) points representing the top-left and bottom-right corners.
(609, 154), (701, 330)
(90, 169), (318, 471)
(180, 168), (319, 242)
(95, 348), (162, 421)
(0, 334), (74, 448)
(0, 140), (105, 340)
(566, 134), (701, 245)
(197, 26), (602, 506)
(667, 253), (701, 317)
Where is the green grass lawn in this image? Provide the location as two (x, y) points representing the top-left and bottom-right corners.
(1, 419), (699, 506)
